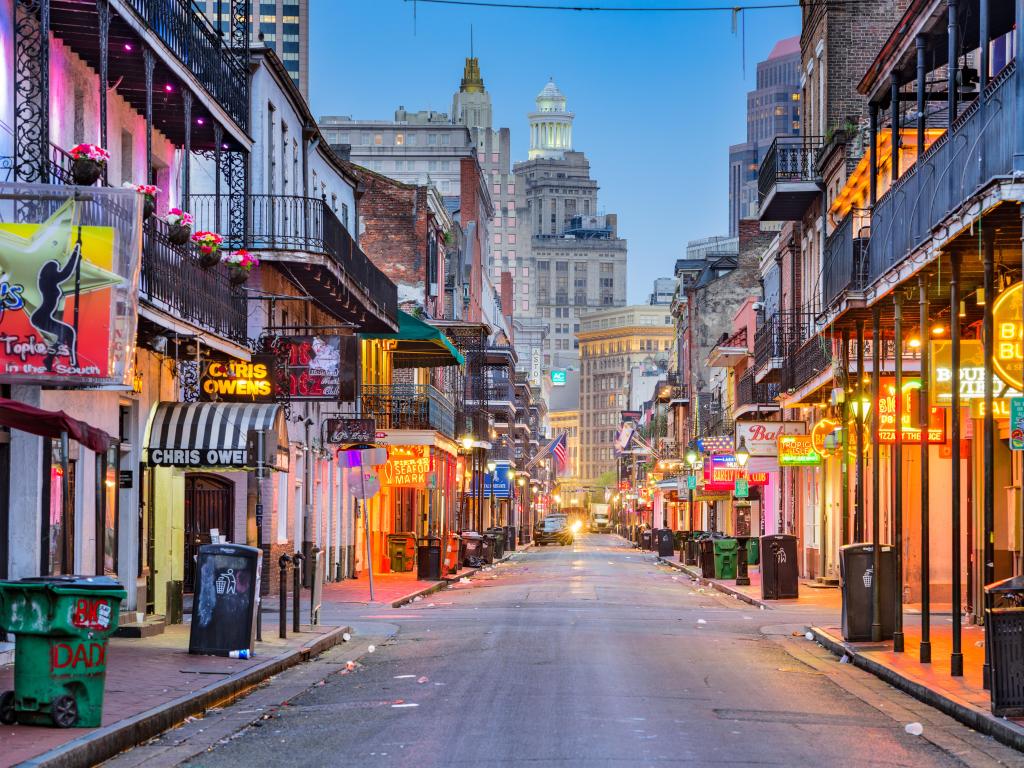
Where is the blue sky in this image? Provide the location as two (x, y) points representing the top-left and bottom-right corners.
(308, 1), (800, 304)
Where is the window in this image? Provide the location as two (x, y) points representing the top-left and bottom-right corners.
(521, 300), (529, 312)
(493, 233), (502, 244)
(428, 134), (437, 145)
(507, 183), (514, 195)
(507, 250), (516, 261)
(522, 266), (529, 277)
(395, 133), (405, 145)
(494, 250), (502, 260)
(407, 133), (417, 146)
(120, 129), (133, 185)
(374, 134), (383, 146)
(491, 152), (499, 163)
(507, 234), (516, 245)
(441, 134), (450, 146)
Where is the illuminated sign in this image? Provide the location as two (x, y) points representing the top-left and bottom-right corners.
(931, 340), (1021, 405)
(993, 282), (1024, 390)
(811, 418), (841, 457)
(778, 434), (821, 466)
(703, 455), (768, 491)
(877, 379), (946, 444)
(200, 358), (274, 401)
(382, 446), (431, 487)
(550, 369), (567, 386)
(734, 421), (806, 457)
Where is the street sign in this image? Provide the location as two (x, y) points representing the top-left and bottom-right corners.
(326, 417), (375, 444)
(735, 478), (749, 498)
(550, 369), (567, 386)
(345, 466), (381, 499)
(686, 475), (697, 490)
(1012, 397), (1024, 450)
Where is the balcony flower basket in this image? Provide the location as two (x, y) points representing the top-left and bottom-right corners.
(68, 143), (110, 185)
(124, 183), (161, 219)
(191, 230), (224, 268)
(164, 208), (194, 245)
(222, 249), (259, 286)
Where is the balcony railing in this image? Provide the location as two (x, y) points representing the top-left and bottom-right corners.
(866, 61), (1016, 288)
(122, 0), (249, 130)
(822, 213), (871, 308)
(758, 136), (825, 206)
(736, 370), (780, 408)
(783, 336), (833, 392)
(191, 193), (398, 322)
(361, 384), (455, 438)
(140, 217), (248, 343)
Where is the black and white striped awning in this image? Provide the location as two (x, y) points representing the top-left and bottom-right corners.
(145, 402), (289, 470)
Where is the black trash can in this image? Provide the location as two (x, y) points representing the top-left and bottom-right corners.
(657, 528), (675, 557)
(678, 531), (692, 563)
(685, 531), (704, 566)
(485, 527), (506, 559)
(640, 529), (653, 551)
(699, 538), (716, 578)
(505, 526), (517, 552)
(839, 543), (895, 642)
(985, 576), (1024, 717)
(417, 536), (442, 580)
(480, 534), (496, 564)
(760, 534), (799, 599)
(461, 532), (483, 566)
(187, 544), (262, 657)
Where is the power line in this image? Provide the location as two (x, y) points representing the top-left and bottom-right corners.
(404, 0), (860, 11)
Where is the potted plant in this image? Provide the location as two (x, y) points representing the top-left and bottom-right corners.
(164, 208), (194, 245)
(191, 230), (224, 268)
(221, 249), (259, 286)
(124, 183), (161, 219)
(68, 143), (110, 185)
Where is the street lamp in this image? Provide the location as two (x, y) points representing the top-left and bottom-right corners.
(685, 445), (698, 465)
(735, 436), (750, 468)
(461, 435), (475, 451)
(487, 460), (497, 473)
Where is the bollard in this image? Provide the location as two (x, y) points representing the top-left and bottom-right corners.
(735, 536), (750, 587)
(292, 552), (305, 633)
(278, 554), (292, 639)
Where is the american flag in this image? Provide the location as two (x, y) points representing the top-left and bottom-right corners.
(552, 433), (569, 474)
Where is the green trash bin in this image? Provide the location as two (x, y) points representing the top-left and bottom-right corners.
(0, 575), (125, 728)
(714, 539), (739, 580)
(746, 537), (760, 567)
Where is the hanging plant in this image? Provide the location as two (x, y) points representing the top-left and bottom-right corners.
(164, 208), (194, 245)
(221, 248), (260, 286)
(191, 230), (224, 268)
(124, 182), (161, 219)
(68, 143), (110, 185)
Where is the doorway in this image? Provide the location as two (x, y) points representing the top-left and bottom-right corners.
(183, 474), (233, 593)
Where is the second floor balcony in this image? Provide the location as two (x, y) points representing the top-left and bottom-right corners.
(361, 384), (455, 438)
(758, 136), (824, 221)
(192, 193), (398, 333)
(735, 370), (780, 416)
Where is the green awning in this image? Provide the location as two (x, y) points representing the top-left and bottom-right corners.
(360, 310), (466, 368)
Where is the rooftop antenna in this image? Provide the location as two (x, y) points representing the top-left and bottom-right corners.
(470, 24), (474, 58)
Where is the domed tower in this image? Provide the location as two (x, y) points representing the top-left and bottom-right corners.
(528, 79), (574, 159)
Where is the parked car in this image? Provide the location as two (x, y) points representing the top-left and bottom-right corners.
(534, 515), (572, 546)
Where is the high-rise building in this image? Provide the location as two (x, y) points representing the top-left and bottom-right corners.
(577, 305), (673, 483)
(727, 36), (801, 235)
(513, 80), (628, 374)
(198, 1), (309, 97)
(649, 277), (676, 306)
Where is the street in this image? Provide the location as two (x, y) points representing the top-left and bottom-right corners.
(108, 535), (1019, 768)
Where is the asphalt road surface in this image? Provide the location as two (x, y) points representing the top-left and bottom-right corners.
(110, 534), (1022, 767)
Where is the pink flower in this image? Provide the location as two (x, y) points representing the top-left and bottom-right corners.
(69, 143), (110, 162)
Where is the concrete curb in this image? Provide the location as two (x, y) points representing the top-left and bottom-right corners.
(656, 555), (768, 609)
(16, 625), (351, 768)
(808, 626), (1024, 753)
(390, 546), (531, 608)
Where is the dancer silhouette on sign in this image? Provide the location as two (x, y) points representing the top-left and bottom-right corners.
(32, 241), (81, 371)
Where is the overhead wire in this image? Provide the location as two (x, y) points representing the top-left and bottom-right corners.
(405, 0), (869, 11)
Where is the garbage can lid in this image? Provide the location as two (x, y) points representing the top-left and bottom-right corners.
(985, 575), (1024, 594)
(16, 575), (124, 591)
(460, 531), (482, 540)
(197, 543), (261, 558)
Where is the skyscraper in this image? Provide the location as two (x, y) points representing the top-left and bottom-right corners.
(727, 36), (801, 235)
(199, 0), (309, 97)
(513, 80), (628, 375)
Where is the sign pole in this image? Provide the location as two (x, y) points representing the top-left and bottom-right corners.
(256, 432), (265, 641)
(361, 468), (374, 603)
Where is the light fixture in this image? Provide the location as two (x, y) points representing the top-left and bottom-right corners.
(487, 460), (496, 473)
(734, 436), (750, 468)
(517, 477), (525, 486)
(685, 446), (698, 465)
(959, 300), (967, 318)
(123, 43), (133, 52)
(164, 84), (173, 92)
(460, 435), (474, 451)
(976, 287), (986, 306)
(908, 336), (922, 349)
(850, 396), (872, 419)
(931, 324), (945, 336)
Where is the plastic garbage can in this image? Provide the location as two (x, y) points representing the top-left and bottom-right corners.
(699, 538), (716, 578)
(840, 543), (895, 642)
(985, 576), (1024, 716)
(657, 528), (675, 557)
(760, 534), (799, 600)
(417, 537), (442, 580)
(713, 538), (739, 579)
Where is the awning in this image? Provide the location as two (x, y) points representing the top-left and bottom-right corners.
(0, 397), (112, 453)
(360, 310), (465, 368)
(145, 402), (289, 470)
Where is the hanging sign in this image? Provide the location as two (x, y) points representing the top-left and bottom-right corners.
(325, 417), (375, 444)
(877, 379), (946, 444)
(993, 281), (1024, 390)
(687, 475), (697, 490)
(931, 340), (1022, 416)
(703, 455), (768, 491)
(1012, 398), (1024, 451)
(0, 189), (141, 385)
(811, 418), (842, 457)
(381, 446), (431, 487)
(200, 357), (275, 401)
(734, 421), (806, 457)
(778, 434), (821, 466)
(735, 478), (749, 498)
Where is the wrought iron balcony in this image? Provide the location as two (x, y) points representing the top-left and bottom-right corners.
(121, 0), (249, 130)
(758, 136), (824, 221)
(783, 336), (833, 393)
(823, 213), (870, 309)
(361, 384), (455, 438)
(866, 61), (1016, 289)
(735, 370), (780, 411)
(140, 217), (247, 344)
(191, 193), (398, 332)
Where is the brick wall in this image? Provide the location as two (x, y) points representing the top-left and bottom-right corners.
(460, 156), (490, 322)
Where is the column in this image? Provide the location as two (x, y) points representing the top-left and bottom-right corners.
(893, 293), (905, 652)
(919, 275), (932, 663)
(950, 252), (963, 676)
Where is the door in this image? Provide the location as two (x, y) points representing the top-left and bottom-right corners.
(183, 474), (233, 593)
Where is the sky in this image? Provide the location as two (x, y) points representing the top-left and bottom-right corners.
(308, 1), (800, 304)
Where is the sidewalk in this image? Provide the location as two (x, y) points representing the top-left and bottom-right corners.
(656, 548), (1024, 752)
(0, 622), (348, 768)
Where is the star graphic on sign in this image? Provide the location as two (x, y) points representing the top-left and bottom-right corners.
(0, 198), (122, 321)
